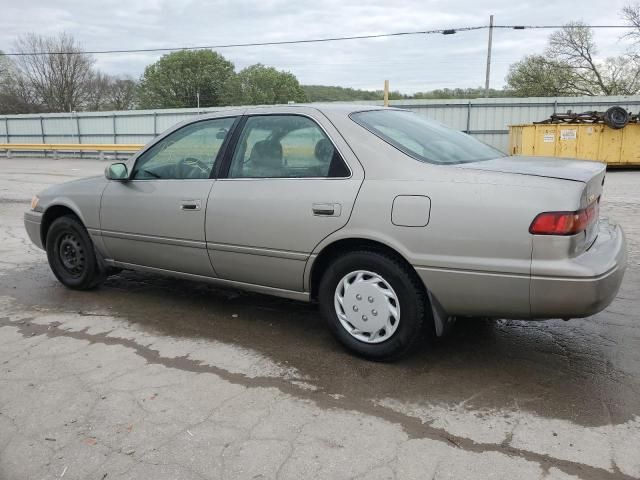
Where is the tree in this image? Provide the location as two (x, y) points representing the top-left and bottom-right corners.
(506, 55), (576, 96)
(106, 77), (137, 110)
(413, 87), (512, 99)
(137, 50), (240, 108)
(85, 73), (137, 111)
(1, 36), (135, 113)
(303, 85), (381, 101)
(85, 71), (112, 111)
(622, 4), (640, 47)
(12, 32), (95, 111)
(0, 52), (41, 114)
(506, 22), (640, 96)
(547, 22), (611, 94)
(237, 64), (307, 104)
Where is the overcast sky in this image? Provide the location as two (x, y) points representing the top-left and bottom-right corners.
(0, 0), (635, 93)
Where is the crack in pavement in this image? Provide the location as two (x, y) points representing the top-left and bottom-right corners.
(0, 316), (635, 480)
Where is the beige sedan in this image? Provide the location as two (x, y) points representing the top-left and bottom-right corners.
(25, 104), (627, 359)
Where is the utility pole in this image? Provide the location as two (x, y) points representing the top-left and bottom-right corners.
(383, 80), (389, 107)
(484, 14), (494, 98)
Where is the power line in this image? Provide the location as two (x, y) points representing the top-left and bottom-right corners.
(496, 25), (631, 29)
(0, 24), (634, 57)
(0, 27), (485, 56)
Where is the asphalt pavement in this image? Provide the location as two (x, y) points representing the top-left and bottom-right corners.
(0, 158), (638, 479)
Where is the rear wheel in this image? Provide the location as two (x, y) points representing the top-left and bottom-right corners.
(46, 215), (106, 290)
(318, 250), (429, 360)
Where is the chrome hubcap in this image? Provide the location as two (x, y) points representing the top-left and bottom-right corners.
(334, 270), (400, 343)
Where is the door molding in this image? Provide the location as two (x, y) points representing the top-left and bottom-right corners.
(206, 242), (308, 261)
(93, 228), (207, 249)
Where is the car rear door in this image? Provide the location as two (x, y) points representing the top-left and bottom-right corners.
(205, 107), (364, 291)
(100, 116), (238, 277)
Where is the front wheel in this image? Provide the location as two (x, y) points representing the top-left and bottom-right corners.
(46, 215), (106, 290)
(318, 251), (429, 360)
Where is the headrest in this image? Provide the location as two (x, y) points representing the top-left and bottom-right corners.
(250, 139), (283, 168)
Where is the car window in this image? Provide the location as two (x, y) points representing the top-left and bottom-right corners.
(228, 115), (350, 178)
(351, 110), (502, 165)
(132, 117), (236, 180)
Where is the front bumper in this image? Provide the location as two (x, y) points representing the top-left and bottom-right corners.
(530, 220), (627, 318)
(24, 211), (44, 250)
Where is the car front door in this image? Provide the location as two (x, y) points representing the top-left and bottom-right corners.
(100, 116), (237, 277)
(205, 108), (364, 291)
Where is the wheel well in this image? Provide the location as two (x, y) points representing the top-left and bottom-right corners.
(40, 205), (79, 247)
(309, 238), (424, 300)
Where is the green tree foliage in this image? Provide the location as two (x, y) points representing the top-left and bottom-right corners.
(507, 22), (640, 96)
(303, 85), (381, 101)
(413, 87), (513, 99)
(137, 50), (240, 109)
(302, 85), (408, 102)
(238, 64), (307, 104)
(506, 56), (576, 96)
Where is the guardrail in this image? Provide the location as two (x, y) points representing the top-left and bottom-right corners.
(0, 143), (143, 159)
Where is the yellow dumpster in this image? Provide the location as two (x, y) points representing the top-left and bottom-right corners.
(509, 123), (640, 167)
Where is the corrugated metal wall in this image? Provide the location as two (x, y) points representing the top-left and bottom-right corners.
(2, 96), (640, 157)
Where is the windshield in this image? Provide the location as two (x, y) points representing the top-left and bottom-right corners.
(351, 109), (503, 165)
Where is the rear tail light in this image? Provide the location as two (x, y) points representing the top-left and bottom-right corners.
(529, 201), (599, 235)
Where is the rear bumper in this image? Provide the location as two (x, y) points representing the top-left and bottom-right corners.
(24, 211), (44, 250)
(530, 220), (627, 318)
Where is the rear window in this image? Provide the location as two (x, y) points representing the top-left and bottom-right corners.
(351, 109), (502, 165)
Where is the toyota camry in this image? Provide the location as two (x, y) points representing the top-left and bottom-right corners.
(24, 104), (627, 359)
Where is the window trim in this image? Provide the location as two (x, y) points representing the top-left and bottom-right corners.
(218, 113), (352, 180)
(129, 115), (241, 181)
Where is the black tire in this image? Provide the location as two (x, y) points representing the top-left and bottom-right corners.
(604, 106), (629, 129)
(318, 250), (429, 361)
(45, 215), (106, 290)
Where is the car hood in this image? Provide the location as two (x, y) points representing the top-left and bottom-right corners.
(454, 155), (606, 183)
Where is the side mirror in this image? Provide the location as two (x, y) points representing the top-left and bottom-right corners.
(105, 163), (129, 181)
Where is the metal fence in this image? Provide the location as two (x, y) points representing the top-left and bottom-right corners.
(2, 95), (640, 158)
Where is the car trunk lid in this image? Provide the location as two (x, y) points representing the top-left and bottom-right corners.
(455, 155), (606, 183)
(457, 155), (606, 249)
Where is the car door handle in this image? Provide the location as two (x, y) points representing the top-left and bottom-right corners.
(180, 200), (202, 211)
(312, 203), (341, 217)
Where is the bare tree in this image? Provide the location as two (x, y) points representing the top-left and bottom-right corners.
(623, 4), (640, 45)
(603, 55), (640, 94)
(12, 32), (95, 112)
(507, 22), (640, 96)
(3, 35), (137, 113)
(85, 70), (112, 111)
(107, 77), (137, 110)
(547, 22), (613, 95)
(85, 73), (137, 111)
(0, 52), (41, 113)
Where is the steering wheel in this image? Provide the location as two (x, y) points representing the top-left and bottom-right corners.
(177, 157), (211, 179)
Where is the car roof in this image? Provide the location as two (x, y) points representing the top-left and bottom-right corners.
(273, 103), (385, 114)
(198, 103), (388, 120)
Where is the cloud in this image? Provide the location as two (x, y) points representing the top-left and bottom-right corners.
(0, 0), (633, 93)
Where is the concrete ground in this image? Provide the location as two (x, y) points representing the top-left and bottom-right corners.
(0, 158), (639, 480)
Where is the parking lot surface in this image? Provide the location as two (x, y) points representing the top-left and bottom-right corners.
(0, 158), (639, 480)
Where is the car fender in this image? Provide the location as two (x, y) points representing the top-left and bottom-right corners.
(303, 227), (419, 295)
